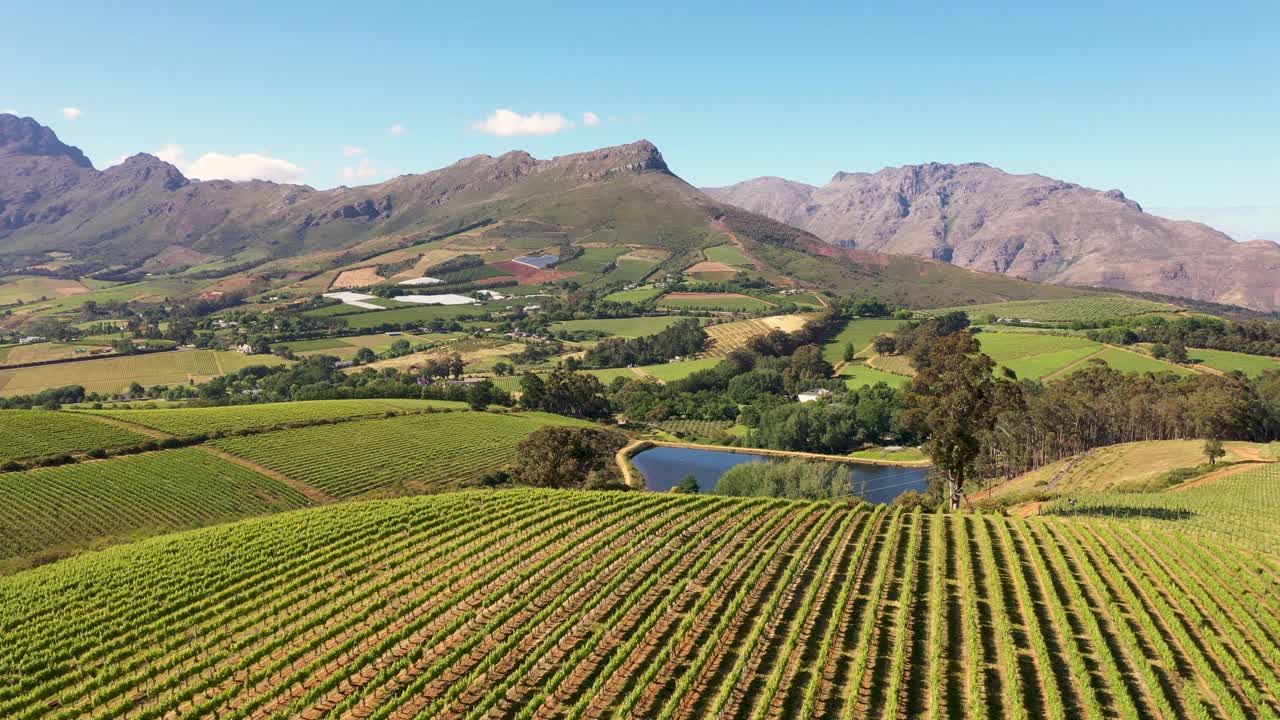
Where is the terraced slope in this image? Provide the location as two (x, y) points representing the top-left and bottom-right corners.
(0, 448), (311, 565)
(1, 490), (1276, 718)
(211, 411), (592, 498)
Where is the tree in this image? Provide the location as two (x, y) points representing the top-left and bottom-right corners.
(872, 334), (897, 356)
(389, 338), (412, 357)
(902, 332), (996, 509)
(1204, 437), (1225, 466)
(513, 427), (629, 489)
(675, 474), (700, 494)
(1150, 343), (1169, 359)
(467, 380), (495, 411)
(518, 372), (546, 410)
(492, 361), (513, 376)
(354, 347), (377, 364)
(842, 343), (855, 362)
(1168, 339), (1189, 364)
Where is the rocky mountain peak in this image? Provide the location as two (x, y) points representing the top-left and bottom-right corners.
(0, 113), (93, 168)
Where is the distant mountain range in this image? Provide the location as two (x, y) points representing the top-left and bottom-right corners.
(705, 164), (1280, 311)
(4, 112), (1275, 310)
(0, 114), (1094, 310)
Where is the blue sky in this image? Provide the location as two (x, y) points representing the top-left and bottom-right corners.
(3, 1), (1277, 239)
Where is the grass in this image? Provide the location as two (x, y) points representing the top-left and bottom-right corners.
(0, 350), (289, 396)
(840, 362), (911, 389)
(1075, 346), (1195, 376)
(2, 491), (1275, 717)
(0, 448), (311, 566)
(980, 439), (1263, 500)
(821, 318), (902, 362)
(603, 285), (663, 303)
(550, 316), (695, 338)
(213, 410), (590, 499)
(1186, 347), (1280, 377)
(0, 342), (102, 367)
(703, 244), (752, 266)
(702, 314), (815, 358)
(81, 398), (465, 437)
(925, 296), (1180, 323)
(583, 367), (647, 383)
(638, 357), (722, 381)
(849, 446), (926, 462)
(0, 276), (90, 305)
(595, 257), (659, 285)
(328, 304), (486, 329)
(656, 293), (774, 312)
(975, 330), (1103, 379)
(557, 246), (629, 273)
(0, 410), (148, 462)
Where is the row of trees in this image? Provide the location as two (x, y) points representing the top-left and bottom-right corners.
(1085, 314), (1280, 357)
(582, 319), (708, 368)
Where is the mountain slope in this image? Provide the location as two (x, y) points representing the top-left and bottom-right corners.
(706, 163), (1280, 311)
(0, 114), (1094, 309)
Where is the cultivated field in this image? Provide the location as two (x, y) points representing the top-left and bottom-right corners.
(1186, 347), (1280, 376)
(841, 362), (911, 390)
(0, 410), (147, 462)
(657, 292), (774, 312)
(212, 411), (590, 498)
(81, 398), (464, 437)
(603, 285), (663, 303)
(702, 314), (816, 357)
(2, 490), (1277, 718)
(704, 243), (753, 266)
(1083, 346), (1195, 376)
(0, 448), (310, 564)
(0, 350), (288, 396)
(550, 316), (694, 338)
(927, 297), (1180, 323)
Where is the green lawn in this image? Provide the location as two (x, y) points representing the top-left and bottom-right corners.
(822, 318), (902, 363)
(1187, 347), (1280, 377)
(0, 351), (289, 396)
(551, 316), (696, 338)
(840, 363), (910, 390)
(849, 447), (926, 463)
(925, 297), (1180, 323)
(1073, 346), (1194, 376)
(332, 304), (487, 329)
(975, 330), (1103, 379)
(604, 286), (663, 303)
(583, 367), (645, 383)
(594, 258), (658, 286)
(703, 244), (752, 266)
(639, 357), (722, 381)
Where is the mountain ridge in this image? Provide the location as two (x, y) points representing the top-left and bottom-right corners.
(705, 163), (1280, 311)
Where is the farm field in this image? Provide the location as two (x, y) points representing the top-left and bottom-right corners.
(273, 332), (446, 357)
(975, 330), (1103, 379)
(213, 410), (590, 498)
(702, 314), (815, 357)
(1045, 460), (1280, 554)
(655, 418), (737, 438)
(603, 285), (663, 303)
(927, 296), (1180, 323)
(639, 356), (722, 381)
(557, 246), (629, 273)
(0, 350), (289, 396)
(332, 303), (488, 329)
(2, 490), (1278, 718)
(657, 292), (774, 312)
(822, 317), (902, 362)
(1076, 346), (1195, 376)
(980, 439), (1267, 500)
(0, 275), (91, 305)
(841, 362), (911, 389)
(0, 409), (147, 462)
(703, 243), (752, 266)
(1186, 347), (1280, 376)
(0, 448), (311, 565)
(80, 398), (464, 437)
(0, 341), (103, 367)
(595, 256), (659, 285)
(867, 353), (916, 376)
(550, 316), (694, 337)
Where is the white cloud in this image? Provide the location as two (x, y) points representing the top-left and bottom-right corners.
(471, 109), (573, 136)
(154, 143), (187, 166)
(608, 115), (623, 122)
(185, 152), (305, 183)
(61, 107), (83, 119)
(582, 111), (599, 127)
(1, 109), (17, 116)
(341, 145), (367, 157)
(1150, 205), (1280, 243)
(339, 157), (378, 183)
(388, 123), (407, 137)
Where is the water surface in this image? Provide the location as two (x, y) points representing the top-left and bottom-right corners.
(631, 445), (928, 504)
